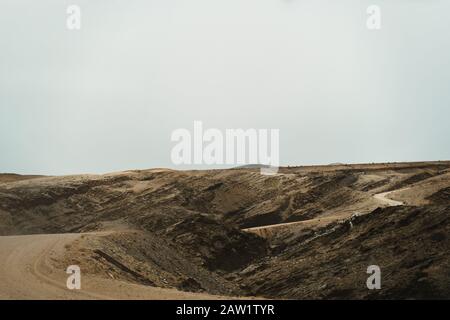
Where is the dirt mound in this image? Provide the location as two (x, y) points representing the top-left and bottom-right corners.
(60, 230), (243, 296)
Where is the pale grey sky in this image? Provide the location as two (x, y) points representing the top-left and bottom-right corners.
(1, 0), (449, 175)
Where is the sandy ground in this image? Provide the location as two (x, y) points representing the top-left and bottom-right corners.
(0, 233), (234, 300)
(372, 189), (405, 206)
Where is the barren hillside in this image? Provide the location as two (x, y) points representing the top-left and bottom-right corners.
(0, 161), (449, 299)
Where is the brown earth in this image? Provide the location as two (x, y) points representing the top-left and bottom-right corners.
(0, 161), (449, 299)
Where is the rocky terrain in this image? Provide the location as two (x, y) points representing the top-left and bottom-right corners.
(0, 161), (449, 299)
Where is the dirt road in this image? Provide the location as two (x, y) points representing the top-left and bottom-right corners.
(244, 188), (407, 237)
(0, 233), (233, 300)
(373, 189), (405, 206)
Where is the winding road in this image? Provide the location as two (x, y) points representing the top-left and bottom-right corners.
(372, 189), (405, 206)
(244, 188), (406, 237)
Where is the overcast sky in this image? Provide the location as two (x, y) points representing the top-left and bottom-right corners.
(1, 0), (449, 175)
